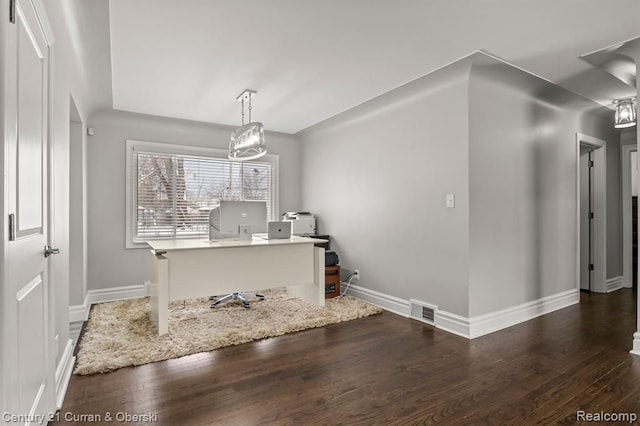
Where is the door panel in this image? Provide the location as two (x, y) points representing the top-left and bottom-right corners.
(3, 0), (53, 420)
(17, 12), (44, 235)
(17, 274), (46, 415)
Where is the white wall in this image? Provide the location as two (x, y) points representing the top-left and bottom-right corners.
(299, 59), (472, 317)
(85, 109), (302, 292)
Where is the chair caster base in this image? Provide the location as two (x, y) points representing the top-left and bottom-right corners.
(209, 292), (265, 309)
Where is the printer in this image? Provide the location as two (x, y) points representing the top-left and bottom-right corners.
(282, 212), (316, 235)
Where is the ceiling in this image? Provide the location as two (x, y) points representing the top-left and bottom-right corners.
(80, 0), (640, 134)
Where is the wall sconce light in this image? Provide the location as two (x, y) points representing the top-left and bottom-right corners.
(229, 89), (267, 161)
(614, 97), (636, 129)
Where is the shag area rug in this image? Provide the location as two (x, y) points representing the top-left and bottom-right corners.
(74, 288), (382, 375)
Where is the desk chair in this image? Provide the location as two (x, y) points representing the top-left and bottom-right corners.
(209, 292), (265, 309)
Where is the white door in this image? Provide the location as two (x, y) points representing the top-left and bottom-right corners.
(2, 0), (54, 421)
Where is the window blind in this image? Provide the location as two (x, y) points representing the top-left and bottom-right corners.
(133, 151), (272, 240)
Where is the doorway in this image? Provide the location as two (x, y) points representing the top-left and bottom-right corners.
(579, 146), (594, 291)
(576, 133), (606, 293)
(622, 144), (638, 290)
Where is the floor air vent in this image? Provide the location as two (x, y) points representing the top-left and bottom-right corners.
(409, 299), (437, 326)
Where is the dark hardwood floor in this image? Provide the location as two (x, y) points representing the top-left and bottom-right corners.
(52, 289), (639, 425)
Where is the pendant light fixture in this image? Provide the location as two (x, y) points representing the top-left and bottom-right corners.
(229, 89), (267, 161)
(613, 97), (636, 129)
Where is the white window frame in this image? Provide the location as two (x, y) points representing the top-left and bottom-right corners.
(125, 139), (279, 248)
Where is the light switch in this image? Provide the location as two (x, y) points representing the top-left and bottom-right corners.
(446, 194), (455, 208)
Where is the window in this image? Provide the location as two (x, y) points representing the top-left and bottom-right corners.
(126, 140), (279, 247)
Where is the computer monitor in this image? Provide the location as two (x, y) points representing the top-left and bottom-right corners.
(209, 200), (267, 240)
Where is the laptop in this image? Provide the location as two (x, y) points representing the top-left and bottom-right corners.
(264, 221), (292, 240)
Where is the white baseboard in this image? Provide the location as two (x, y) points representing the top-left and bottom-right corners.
(466, 289), (579, 338)
(87, 284), (147, 304)
(69, 284), (147, 323)
(55, 339), (75, 409)
(69, 294), (90, 323)
(436, 310), (471, 338)
(606, 276), (624, 293)
(344, 284), (579, 339)
(632, 332), (640, 357)
(344, 283), (410, 317)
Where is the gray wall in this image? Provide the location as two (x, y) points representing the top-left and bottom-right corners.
(86, 110), (302, 291)
(299, 60), (473, 317)
(621, 128), (638, 147)
(299, 51), (622, 320)
(467, 60), (581, 316)
(580, 109), (624, 280)
(45, 1), (96, 367)
(69, 115), (86, 306)
(81, 51), (628, 326)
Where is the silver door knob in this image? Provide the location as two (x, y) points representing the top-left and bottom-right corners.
(44, 245), (60, 258)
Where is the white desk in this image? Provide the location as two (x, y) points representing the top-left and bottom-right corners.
(148, 236), (326, 335)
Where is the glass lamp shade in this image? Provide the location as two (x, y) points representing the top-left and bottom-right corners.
(614, 99), (636, 129)
(228, 122), (267, 161)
